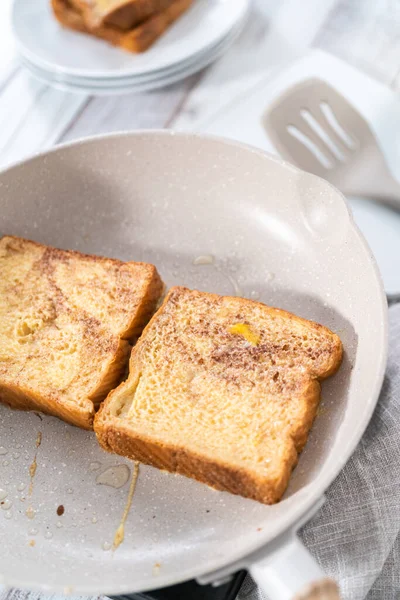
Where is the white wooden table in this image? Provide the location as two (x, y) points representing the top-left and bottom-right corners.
(1, 0), (400, 598)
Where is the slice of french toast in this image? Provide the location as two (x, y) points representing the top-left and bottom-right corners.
(0, 236), (163, 429)
(52, 0), (193, 53)
(95, 287), (343, 504)
(69, 0), (179, 30)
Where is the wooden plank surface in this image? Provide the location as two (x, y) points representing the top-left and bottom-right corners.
(0, 0), (400, 161)
(314, 0), (400, 90)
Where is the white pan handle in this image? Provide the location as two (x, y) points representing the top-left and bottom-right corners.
(249, 535), (340, 600)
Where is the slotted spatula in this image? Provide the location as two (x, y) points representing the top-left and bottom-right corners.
(264, 78), (400, 210)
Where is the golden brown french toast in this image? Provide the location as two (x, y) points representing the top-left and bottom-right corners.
(51, 0), (193, 53)
(0, 236), (163, 429)
(95, 287), (343, 504)
(69, 0), (179, 30)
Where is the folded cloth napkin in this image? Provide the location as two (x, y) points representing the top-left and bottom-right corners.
(238, 303), (400, 600)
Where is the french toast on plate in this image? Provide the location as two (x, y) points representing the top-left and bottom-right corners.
(51, 0), (193, 53)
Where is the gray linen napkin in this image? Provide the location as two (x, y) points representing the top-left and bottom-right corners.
(238, 303), (400, 600)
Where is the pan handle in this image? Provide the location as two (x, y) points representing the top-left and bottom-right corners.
(249, 534), (340, 600)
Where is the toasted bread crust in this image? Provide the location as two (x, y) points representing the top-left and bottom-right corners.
(95, 364), (322, 503)
(0, 236), (163, 429)
(0, 379), (96, 429)
(95, 287), (343, 503)
(52, 0), (193, 53)
(95, 416), (297, 503)
(1, 337), (131, 429)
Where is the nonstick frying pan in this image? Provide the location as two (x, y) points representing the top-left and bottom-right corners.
(0, 132), (387, 599)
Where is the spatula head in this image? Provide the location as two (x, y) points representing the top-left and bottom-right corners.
(263, 78), (376, 186)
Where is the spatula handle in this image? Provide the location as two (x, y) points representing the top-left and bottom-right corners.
(343, 156), (400, 210)
(364, 173), (400, 211)
(250, 535), (340, 600)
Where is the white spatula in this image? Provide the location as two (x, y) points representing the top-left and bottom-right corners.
(199, 50), (400, 298)
(264, 78), (400, 210)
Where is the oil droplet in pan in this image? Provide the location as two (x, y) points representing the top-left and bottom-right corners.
(102, 542), (112, 551)
(226, 273), (243, 297)
(29, 461), (37, 487)
(193, 255), (215, 266)
(113, 461), (140, 551)
(4, 511), (13, 520)
(26, 507), (36, 519)
(28, 431), (42, 496)
(193, 254), (243, 296)
(45, 531), (53, 540)
(89, 462), (101, 472)
(1, 499), (12, 510)
(96, 464), (130, 489)
(17, 483), (26, 492)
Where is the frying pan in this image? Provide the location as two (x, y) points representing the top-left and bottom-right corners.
(0, 132), (387, 599)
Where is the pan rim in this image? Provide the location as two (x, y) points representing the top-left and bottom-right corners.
(0, 130), (388, 595)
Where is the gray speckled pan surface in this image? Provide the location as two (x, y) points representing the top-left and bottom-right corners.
(0, 132), (387, 595)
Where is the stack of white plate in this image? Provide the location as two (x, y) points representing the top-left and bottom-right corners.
(12, 0), (249, 95)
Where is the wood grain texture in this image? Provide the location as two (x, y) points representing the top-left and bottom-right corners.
(59, 73), (201, 143)
(1, 0), (400, 162)
(0, 71), (88, 167)
(315, 0), (400, 90)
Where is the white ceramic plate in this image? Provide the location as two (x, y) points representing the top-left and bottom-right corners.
(48, 22), (244, 85)
(29, 10), (248, 85)
(19, 22), (242, 95)
(12, 0), (249, 79)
